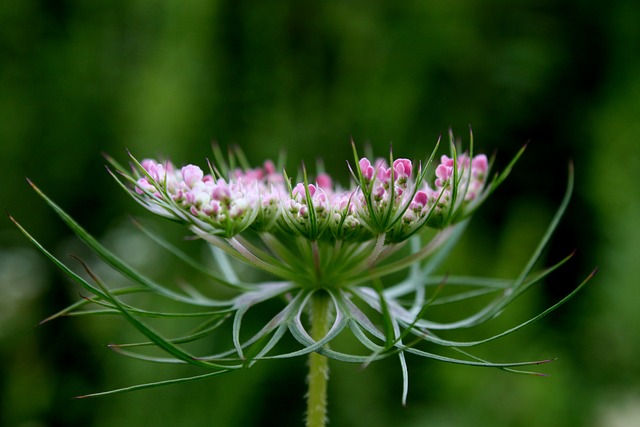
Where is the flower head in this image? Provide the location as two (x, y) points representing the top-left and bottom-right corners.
(15, 132), (591, 407)
(129, 139), (491, 249)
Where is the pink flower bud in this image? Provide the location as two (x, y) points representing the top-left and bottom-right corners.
(292, 183), (306, 200)
(135, 178), (154, 195)
(413, 191), (428, 208)
(472, 154), (488, 175)
(212, 183), (231, 202)
(263, 160), (276, 175)
(435, 164), (452, 187)
(316, 173), (333, 190)
(393, 159), (412, 180)
(377, 166), (392, 184)
(182, 165), (204, 188)
(359, 158), (374, 181)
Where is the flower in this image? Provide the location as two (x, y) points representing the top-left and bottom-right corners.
(13, 132), (592, 410)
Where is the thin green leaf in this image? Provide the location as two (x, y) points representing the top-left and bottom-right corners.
(449, 347), (551, 376)
(418, 267), (597, 348)
(27, 181), (216, 307)
(403, 345), (554, 369)
(132, 219), (252, 291)
(372, 278), (396, 349)
(75, 370), (233, 399)
(113, 313), (232, 348)
(242, 323), (289, 368)
(75, 257), (237, 370)
(10, 214), (113, 303)
(349, 224), (459, 286)
(39, 286), (148, 324)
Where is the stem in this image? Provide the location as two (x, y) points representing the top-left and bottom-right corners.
(311, 240), (322, 281)
(306, 291), (331, 427)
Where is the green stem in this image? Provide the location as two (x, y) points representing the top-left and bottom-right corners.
(311, 240), (322, 282)
(306, 291), (331, 427)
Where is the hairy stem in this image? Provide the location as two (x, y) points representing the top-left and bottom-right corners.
(306, 291), (331, 427)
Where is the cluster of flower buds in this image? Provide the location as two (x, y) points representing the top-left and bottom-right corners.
(132, 158), (283, 237)
(419, 153), (489, 230)
(127, 144), (489, 243)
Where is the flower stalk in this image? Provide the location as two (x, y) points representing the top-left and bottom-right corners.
(306, 291), (332, 427)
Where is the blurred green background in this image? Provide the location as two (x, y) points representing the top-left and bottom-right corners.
(1, 1), (639, 426)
